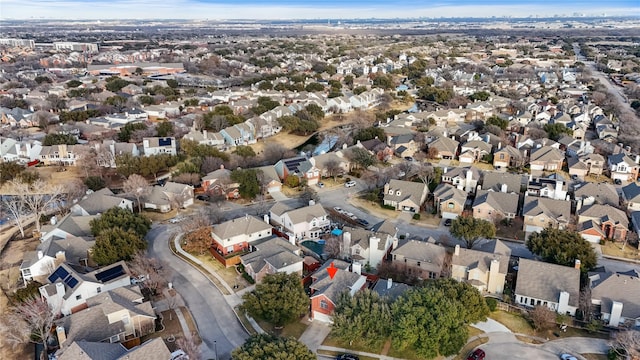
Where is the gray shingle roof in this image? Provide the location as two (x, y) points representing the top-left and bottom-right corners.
(241, 237), (301, 273)
(284, 203), (327, 225)
(212, 215), (272, 240)
(591, 272), (640, 320)
(522, 197), (571, 222)
(391, 240), (447, 274)
(383, 179), (428, 207)
(453, 240), (512, 273)
(574, 182), (618, 206)
(515, 259), (580, 307)
(473, 190), (519, 215)
(622, 182), (640, 203)
(579, 204), (628, 228)
(310, 259), (363, 304)
(481, 171), (522, 193)
(57, 340), (127, 360)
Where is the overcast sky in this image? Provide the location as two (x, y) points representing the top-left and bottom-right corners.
(2, 0), (639, 20)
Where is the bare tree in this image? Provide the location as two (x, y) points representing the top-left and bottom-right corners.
(172, 173), (201, 186)
(529, 305), (556, 331)
(2, 195), (28, 238)
(324, 159), (342, 181)
(176, 335), (202, 360)
(122, 174), (151, 213)
(127, 252), (168, 297)
(324, 235), (342, 259)
(415, 163), (435, 186)
(61, 179), (87, 212)
(179, 208), (211, 233)
(169, 191), (188, 214)
(9, 179), (64, 233)
(0, 296), (58, 360)
(200, 156), (224, 174)
(75, 147), (99, 179)
(611, 329), (640, 360)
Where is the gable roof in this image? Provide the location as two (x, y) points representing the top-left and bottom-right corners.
(372, 279), (411, 301)
(622, 182), (640, 203)
(522, 197), (571, 222)
(383, 179), (428, 207)
(391, 240), (447, 272)
(21, 235), (94, 270)
(481, 171), (522, 193)
(369, 219), (398, 237)
(212, 215), (272, 240)
(591, 272), (640, 320)
(574, 182), (618, 206)
(443, 166), (481, 181)
(310, 259), (363, 304)
(473, 190), (519, 215)
(579, 204), (628, 228)
(284, 203), (327, 224)
(241, 237), (301, 272)
(429, 136), (459, 153)
(433, 183), (467, 205)
(51, 214), (99, 238)
(74, 191), (130, 215)
(453, 240), (512, 273)
(530, 146), (565, 163)
(515, 258), (580, 307)
(58, 340), (127, 360)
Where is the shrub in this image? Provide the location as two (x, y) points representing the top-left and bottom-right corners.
(242, 271), (255, 284)
(382, 204), (396, 210)
(485, 298), (497, 312)
(413, 213), (421, 220)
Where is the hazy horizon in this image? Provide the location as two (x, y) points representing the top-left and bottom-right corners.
(2, 0), (639, 21)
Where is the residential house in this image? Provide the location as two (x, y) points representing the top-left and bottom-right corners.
(522, 196), (572, 235)
(254, 165), (283, 195)
(40, 261), (132, 316)
(459, 140), (492, 164)
(427, 136), (459, 159)
(39, 144), (83, 166)
(309, 260), (367, 323)
(54, 286), (156, 349)
(472, 190), (519, 223)
(529, 146), (565, 172)
(143, 182), (194, 213)
(342, 220), (397, 269)
(40, 214), (98, 242)
(514, 259), (581, 315)
(621, 182), (640, 212)
(1, 139), (42, 164)
(433, 183), (467, 219)
(142, 137), (177, 156)
(481, 171), (522, 194)
(269, 203), (330, 242)
(211, 215), (272, 256)
(574, 182), (619, 212)
(590, 271), (640, 328)
(388, 133), (418, 158)
(451, 240), (511, 294)
(493, 145), (524, 169)
(311, 151), (351, 179)
(94, 140), (140, 168)
(275, 156), (321, 186)
(360, 138), (393, 162)
(568, 153), (605, 178)
(20, 235), (94, 286)
(383, 179), (429, 213)
(183, 128), (225, 148)
(371, 278), (411, 301)
(441, 167), (480, 194)
(526, 175), (568, 200)
(240, 237), (303, 283)
(608, 153), (640, 183)
(70, 188), (133, 216)
(632, 212), (640, 243)
(201, 166), (239, 200)
(56, 338), (171, 360)
(578, 204), (629, 243)
(391, 239), (447, 280)
(220, 123), (255, 147)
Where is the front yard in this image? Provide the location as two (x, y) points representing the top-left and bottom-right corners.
(489, 310), (610, 340)
(600, 241), (640, 261)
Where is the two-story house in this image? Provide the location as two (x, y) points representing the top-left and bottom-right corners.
(383, 179), (429, 213)
(459, 140), (492, 164)
(211, 215), (273, 256)
(20, 235), (94, 286)
(481, 171), (522, 194)
(441, 167), (480, 194)
(522, 196), (571, 236)
(568, 153), (605, 179)
(39, 144), (83, 166)
(142, 137), (177, 156)
(342, 220), (397, 269)
(309, 260), (367, 323)
(40, 261), (132, 316)
(451, 240), (511, 295)
(274, 156), (321, 186)
(427, 136), (459, 160)
(529, 146), (565, 172)
(472, 190), (519, 223)
(574, 182), (619, 212)
(621, 182), (640, 213)
(514, 259), (581, 316)
(526, 175), (568, 200)
(608, 153), (640, 183)
(391, 239), (447, 281)
(269, 203), (330, 242)
(433, 183), (467, 219)
(70, 188), (133, 216)
(240, 237), (303, 283)
(578, 204), (629, 243)
(493, 145), (524, 169)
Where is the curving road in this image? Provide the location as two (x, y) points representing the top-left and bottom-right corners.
(146, 225), (248, 360)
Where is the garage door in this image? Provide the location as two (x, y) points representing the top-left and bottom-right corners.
(312, 311), (333, 324)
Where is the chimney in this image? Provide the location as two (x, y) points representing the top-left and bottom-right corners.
(574, 259), (581, 270)
(387, 278), (393, 290)
(203, 129), (207, 138)
(465, 170), (473, 192)
(636, 155), (640, 165)
(55, 251), (66, 263)
(263, 214), (269, 224)
(352, 262), (362, 275)
(555, 180), (563, 198)
(501, 183), (508, 193)
(56, 326), (67, 345)
(309, 199), (315, 206)
(454, 244), (460, 256)
(342, 232), (351, 258)
(498, 141), (502, 150)
(37, 251), (44, 259)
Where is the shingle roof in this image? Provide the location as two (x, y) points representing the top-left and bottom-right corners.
(481, 171), (522, 193)
(21, 235), (94, 270)
(622, 182), (640, 203)
(55, 214), (99, 238)
(372, 279), (411, 301)
(433, 183), (466, 206)
(429, 136), (459, 153)
(57, 340), (127, 360)
(515, 259), (580, 307)
(530, 146), (565, 162)
(591, 272), (640, 320)
(310, 260), (363, 304)
(522, 197), (571, 222)
(473, 190), (519, 215)
(75, 191), (129, 215)
(579, 204), (628, 228)
(241, 237), (301, 273)
(212, 215), (272, 240)
(574, 182), (618, 206)
(391, 240), (447, 274)
(284, 203), (327, 225)
(383, 179), (428, 207)
(453, 240), (512, 273)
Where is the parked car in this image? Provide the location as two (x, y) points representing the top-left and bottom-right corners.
(614, 178), (622, 185)
(196, 194), (210, 201)
(466, 348), (485, 360)
(345, 180), (357, 188)
(336, 354), (359, 360)
(560, 354), (578, 360)
(317, 182), (325, 188)
(444, 218), (452, 227)
(570, 174), (578, 181)
(404, 156), (414, 162)
(333, 206), (343, 213)
(357, 219), (370, 227)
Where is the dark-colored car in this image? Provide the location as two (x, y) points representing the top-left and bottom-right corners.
(404, 156), (414, 162)
(444, 218), (452, 226)
(336, 355), (359, 360)
(466, 348), (485, 360)
(614, 178), (622, 185)
(196, 194), (210, 201)
(357, 219), (370, 227)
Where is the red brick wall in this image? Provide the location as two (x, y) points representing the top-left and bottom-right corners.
(311, 295), (334, 317)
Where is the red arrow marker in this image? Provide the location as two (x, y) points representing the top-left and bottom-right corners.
(327, 262), (337, 280)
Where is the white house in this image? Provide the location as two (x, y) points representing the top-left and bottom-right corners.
(20, 236), (94, 286)
(40, 261), (131, 316)
(70, 188), (133, 216)
(142, 137), (177, 156)
(211, 215), (273, 256)
(590, 271), (640, 328)
(269, 203), (330, 242)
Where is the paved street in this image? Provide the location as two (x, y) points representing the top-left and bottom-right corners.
(146, 225), (248, 360)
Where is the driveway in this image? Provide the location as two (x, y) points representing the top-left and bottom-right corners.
(147, 225), (248, 360)
(471, 318), (511, 333)
(268, 189), (289, 201)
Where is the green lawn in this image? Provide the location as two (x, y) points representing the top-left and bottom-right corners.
(322, 334), (385, 355)
(489, 310), (535, 335)
(254, 318), (308, 339)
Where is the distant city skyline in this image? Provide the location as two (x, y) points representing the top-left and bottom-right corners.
(1, 0), (639, 20)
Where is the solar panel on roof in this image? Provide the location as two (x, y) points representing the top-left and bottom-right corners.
(95, 264), (125, 283)
(158, 138), (172, 146)
(65, 276), (79, 288)
(48, 267), (69, 283)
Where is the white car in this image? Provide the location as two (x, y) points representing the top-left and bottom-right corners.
(333, 206), (343, 213)
(345, 181), (356, 188)
(560, 354), (577, 360)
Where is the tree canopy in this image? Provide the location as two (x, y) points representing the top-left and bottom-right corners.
(332, 289), (392, 347)
(90, 207), (151, 240)
(353, 126), (387, 142)
(449, 216), (496, 249)
(233, 145), (257, 158)
(543, 123), (573, 141)
(92, 227), (147, 266)
(526, 227), (597, 272)
(241, 272), (309, 327)
(231, 169), (260, 199)
(390, 279), (488, 358)
(42, 133), (78, 146)
(232, 334), (315, 360)
(347, 147), (376, 169)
